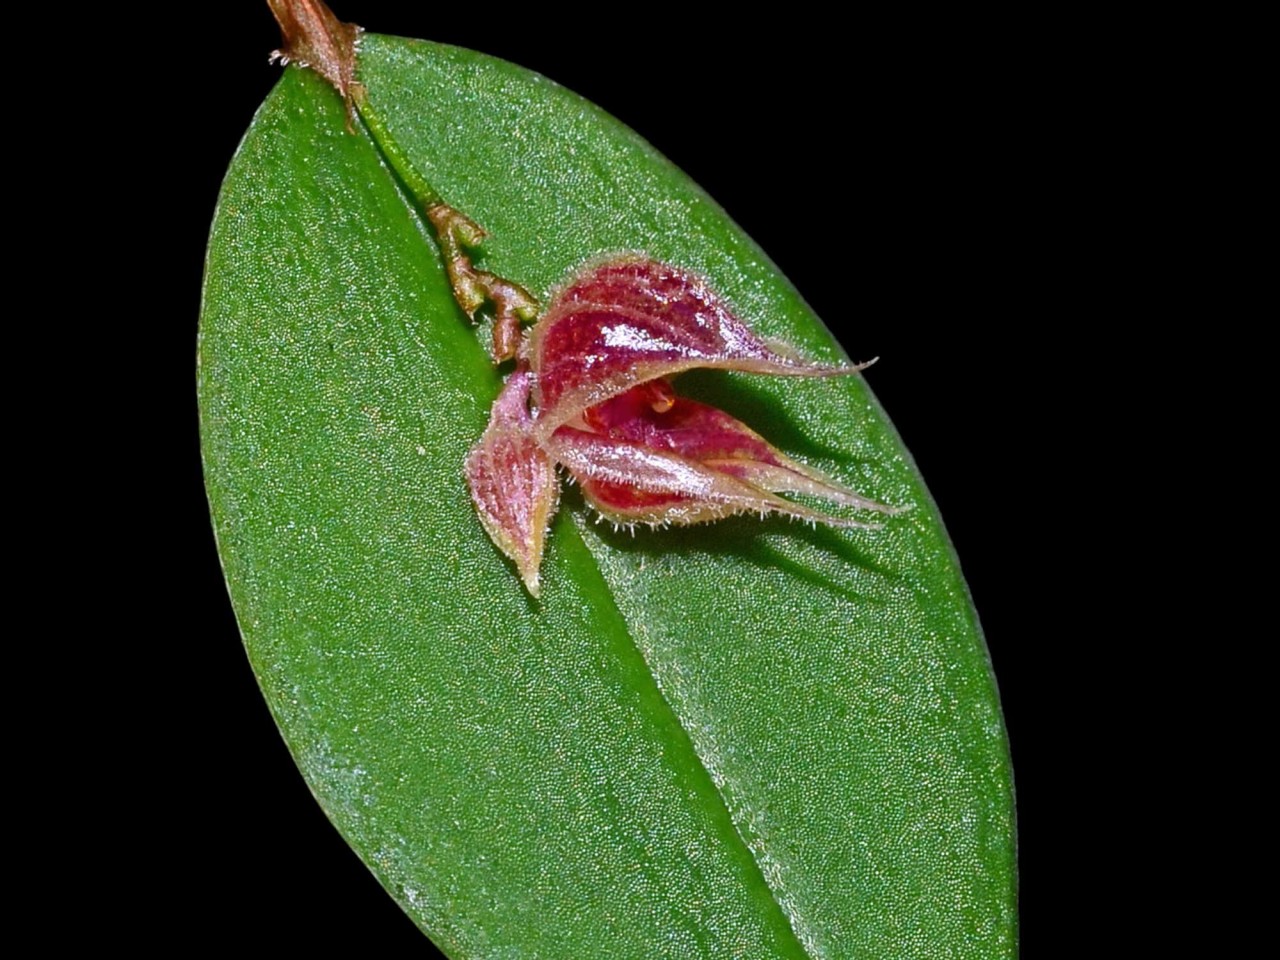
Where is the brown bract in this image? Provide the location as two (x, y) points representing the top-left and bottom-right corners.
(267, 0), (362, 127)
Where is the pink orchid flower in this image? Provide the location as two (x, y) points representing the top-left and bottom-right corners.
(466, 256), (897, 596)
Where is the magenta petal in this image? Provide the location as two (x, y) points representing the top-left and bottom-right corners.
(528, 256), (869, 438)
(465, 371), (560, 596)
(548, 426), (883, 530)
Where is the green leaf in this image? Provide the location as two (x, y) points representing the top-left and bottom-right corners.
(199, 34), (1015, 959)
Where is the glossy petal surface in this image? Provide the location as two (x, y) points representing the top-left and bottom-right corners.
(199, 35), (1015, 960)
(582, 384), (896, 516)
(529, 256), (861, 439)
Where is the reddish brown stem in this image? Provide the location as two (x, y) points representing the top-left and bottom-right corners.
(266, 0), (362, 128)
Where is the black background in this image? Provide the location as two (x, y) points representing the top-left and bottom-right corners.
(168, 3), (1092, 953)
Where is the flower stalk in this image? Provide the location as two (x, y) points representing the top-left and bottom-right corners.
(267, 0), (537, 363)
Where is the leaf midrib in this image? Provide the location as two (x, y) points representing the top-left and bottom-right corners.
(560, 514), (814, 958)
(348, 51), (816, 956)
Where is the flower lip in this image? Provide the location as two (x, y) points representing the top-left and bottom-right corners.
(549, 381), (898, 531)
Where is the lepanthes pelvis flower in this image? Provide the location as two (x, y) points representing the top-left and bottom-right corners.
(466, 256), (898, 596)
